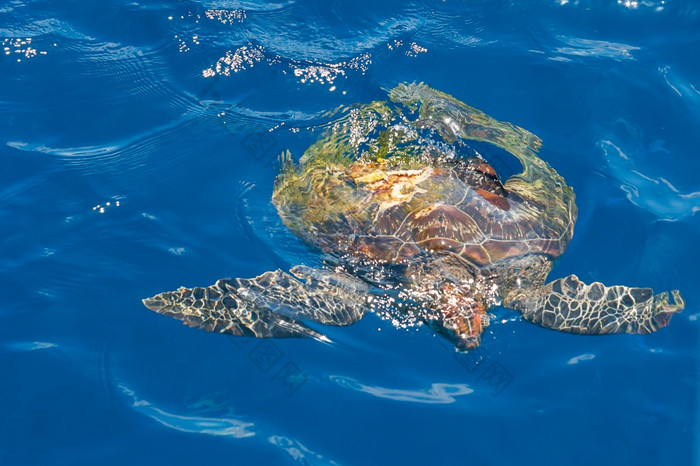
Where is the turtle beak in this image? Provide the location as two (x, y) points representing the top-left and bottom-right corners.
(431, 283), (489, 351)
(434, 304), (488, 352)
(455, 334), (481, 352)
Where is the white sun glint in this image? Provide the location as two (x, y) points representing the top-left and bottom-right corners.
(618, 0), (639, 8)
(92, 198), (122, 214)
(443, 117), (460, 136)
(3, 37), (49, 62)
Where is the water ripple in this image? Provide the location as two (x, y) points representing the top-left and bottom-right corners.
(601, 142), (699, 221)
(0, 16), (94, 40)
(566, 353), (596, 365)
(268, 436), (341, 466)
(118, 384), (342, 463)
(658, 65), (700, 120)
(119, 384), (256, 438)
(552, 35), (640, 61)
(330, 375), (473, 403)
(7, 113), (210, 176)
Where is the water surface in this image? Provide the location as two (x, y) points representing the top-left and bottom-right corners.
(1, 1), (698, 465)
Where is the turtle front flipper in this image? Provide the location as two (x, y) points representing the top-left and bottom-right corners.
(143, 267), (369, 342)
(505, 275), (684, 335)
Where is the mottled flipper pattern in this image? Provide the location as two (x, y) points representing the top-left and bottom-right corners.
(143, 267), (369, 341)
(508, 275), (684, 334)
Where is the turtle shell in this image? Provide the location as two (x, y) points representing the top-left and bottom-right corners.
(272, 83), (576, 268)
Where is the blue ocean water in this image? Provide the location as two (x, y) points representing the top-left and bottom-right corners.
(1, 1), (698, 464)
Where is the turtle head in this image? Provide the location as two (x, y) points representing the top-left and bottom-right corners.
(420, 282), (490, 352)
(443, 308), (488, 351)
(442, 302), (490, 351)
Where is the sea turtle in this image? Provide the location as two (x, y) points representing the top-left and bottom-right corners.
(143, 83), (684, 351)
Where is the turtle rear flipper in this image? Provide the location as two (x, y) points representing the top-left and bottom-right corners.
(506, 275), (684, 335)
(143, 268), (369, 342)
